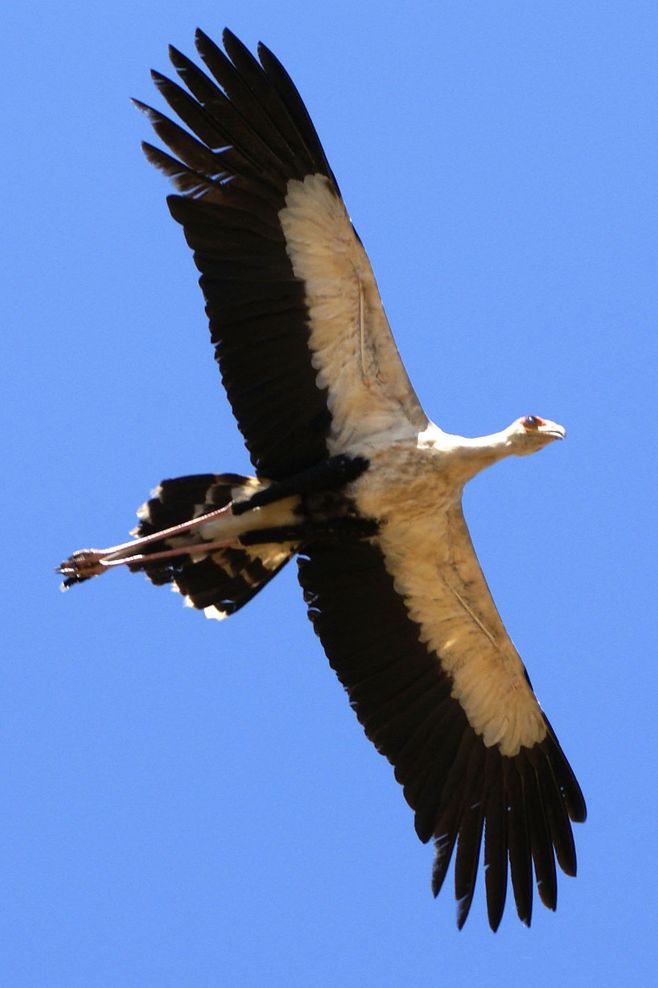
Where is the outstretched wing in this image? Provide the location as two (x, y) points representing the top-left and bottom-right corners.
(138, 29), (428, 479)
(298, 507), (586, 930)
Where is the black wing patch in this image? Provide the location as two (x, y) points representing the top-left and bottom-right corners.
(297, 537), (586, 930)
(138, 29), (341, 479)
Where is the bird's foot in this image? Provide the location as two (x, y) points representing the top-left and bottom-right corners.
(58, 548), (113, 588)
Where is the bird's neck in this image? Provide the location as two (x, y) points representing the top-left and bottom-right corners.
(422, 425), (516, 484)
(457, 428), (514, 460)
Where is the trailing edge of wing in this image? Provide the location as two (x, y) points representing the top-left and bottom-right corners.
(298, 536), (585, 929)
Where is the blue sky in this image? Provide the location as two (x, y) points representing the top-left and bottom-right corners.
(3, 1), (657, 985)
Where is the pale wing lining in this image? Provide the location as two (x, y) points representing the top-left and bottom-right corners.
(279, 174), (428, 450)
(378, 504), (547, 756)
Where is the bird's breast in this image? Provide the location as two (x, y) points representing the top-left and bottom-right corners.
(350, 443), (462, 523)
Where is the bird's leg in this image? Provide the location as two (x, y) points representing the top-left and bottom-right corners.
(101, 515), (379, 572)
(59, 455), (371, 587)
(58, 501), (235, 586)
(99, 536), (238, 570)
(231, 454), (369, 514)
(238, 516), (379, 545)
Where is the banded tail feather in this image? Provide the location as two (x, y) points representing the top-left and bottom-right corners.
(133, 473), (294, 620)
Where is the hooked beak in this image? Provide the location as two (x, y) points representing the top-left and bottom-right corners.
(539, 420), (566, 441)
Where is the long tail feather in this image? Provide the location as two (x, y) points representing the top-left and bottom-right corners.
(133, 473), (293, 619)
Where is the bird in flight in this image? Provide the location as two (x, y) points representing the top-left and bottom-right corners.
(59, 27), (586, 930)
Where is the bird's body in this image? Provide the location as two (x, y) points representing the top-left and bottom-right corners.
(59, 27), (585, 930)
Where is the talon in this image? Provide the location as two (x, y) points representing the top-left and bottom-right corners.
(57, 548), (110, 587)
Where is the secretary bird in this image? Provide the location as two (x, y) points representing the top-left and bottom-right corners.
(59, 28), (586, 930)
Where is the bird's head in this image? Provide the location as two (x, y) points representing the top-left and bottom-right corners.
(507, 415), (566, 456)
